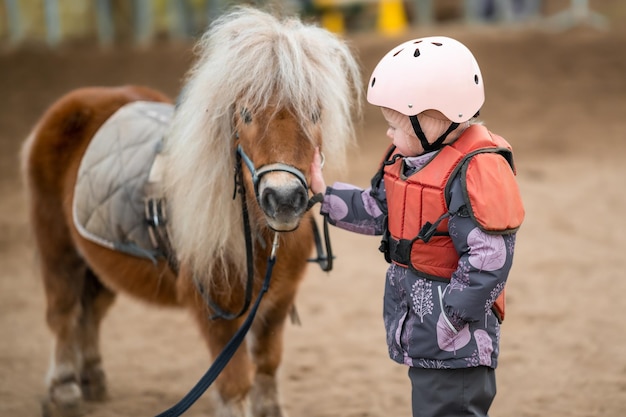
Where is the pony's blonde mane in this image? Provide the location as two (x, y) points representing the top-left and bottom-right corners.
(163, 7), (362, 281)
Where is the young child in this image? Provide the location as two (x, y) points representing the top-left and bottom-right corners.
(310, 36), (525, 417)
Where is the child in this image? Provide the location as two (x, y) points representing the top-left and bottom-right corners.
(310, 36), (524, 417)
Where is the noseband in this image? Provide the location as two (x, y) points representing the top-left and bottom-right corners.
(236, 144), (309, 202)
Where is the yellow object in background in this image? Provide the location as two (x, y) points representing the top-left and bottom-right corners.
(320, 9), (346, 33)
(314, 0), (346, 34)
(377, 0), (407, 36)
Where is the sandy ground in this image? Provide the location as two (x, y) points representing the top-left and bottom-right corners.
(1, 7), (626, 417)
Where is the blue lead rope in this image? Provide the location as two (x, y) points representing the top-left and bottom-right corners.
(154, 238), (278, 417)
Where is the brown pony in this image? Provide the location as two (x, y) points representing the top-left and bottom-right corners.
(21, 7), (362, 417)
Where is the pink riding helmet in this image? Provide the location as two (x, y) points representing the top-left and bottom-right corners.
(367, 36), (484, 123)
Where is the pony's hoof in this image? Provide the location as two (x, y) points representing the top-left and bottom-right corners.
(43, 382), (83, 417)
(252, 403), (284, 417)
(41, 396), (83, 417)
(80, 367), (108, 401)
(250, 374), (284, 417)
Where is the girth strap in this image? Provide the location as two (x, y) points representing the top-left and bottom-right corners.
(145, 153), (179, 273)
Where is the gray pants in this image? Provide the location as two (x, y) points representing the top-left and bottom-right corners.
(409, 366), (496, 417)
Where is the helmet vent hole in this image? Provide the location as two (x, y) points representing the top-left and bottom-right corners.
(432, 42), (442, 46)
(371, 77), (376, 87)
(414, 48), (420, 57)
(393, 48), (403, 57)
(474, 74), (479, 84)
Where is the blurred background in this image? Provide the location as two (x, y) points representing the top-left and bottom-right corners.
(1, 0), (623, 47)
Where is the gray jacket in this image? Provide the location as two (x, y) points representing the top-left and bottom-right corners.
(320, 151), (517, 369)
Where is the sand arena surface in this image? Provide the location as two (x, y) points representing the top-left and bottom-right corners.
(1, 8), (625, 417)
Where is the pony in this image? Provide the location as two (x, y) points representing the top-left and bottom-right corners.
(21, 7), (362, 417)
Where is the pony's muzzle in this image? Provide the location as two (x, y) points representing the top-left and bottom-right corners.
(258, 173), (309, 232)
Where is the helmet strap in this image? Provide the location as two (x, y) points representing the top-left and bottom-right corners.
(409, 115), (459, 153)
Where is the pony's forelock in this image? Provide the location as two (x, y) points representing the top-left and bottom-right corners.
(163, 7), (362, 282)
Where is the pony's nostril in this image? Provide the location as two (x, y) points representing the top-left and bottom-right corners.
(291, 187), (308, 211)
(261, 189), (279, 215)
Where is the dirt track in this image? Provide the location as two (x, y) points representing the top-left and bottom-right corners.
(2, 11), (626, 417)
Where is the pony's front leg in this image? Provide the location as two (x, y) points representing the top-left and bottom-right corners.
(181, 277), (254, 417)
(197, 313), (255, 417)
(201, 310), (289, 417)
(247, 296), (295, 417)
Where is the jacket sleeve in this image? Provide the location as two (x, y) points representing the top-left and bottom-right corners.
(319, 182), (387, 236)
(441, 177), (517, 328)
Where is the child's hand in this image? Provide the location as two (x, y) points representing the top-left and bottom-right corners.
(309, 147), (327, 195)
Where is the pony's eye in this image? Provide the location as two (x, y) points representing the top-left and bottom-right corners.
(240, 108), (252, 124)
(311, 109), (321, 123)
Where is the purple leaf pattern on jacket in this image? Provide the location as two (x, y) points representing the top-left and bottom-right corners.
(436, 313), (471, 352)
(325, 194), (349, 221)
(467, 228), (506, 271)
(473, 329), (494, 366)
(411, 279), (433, 323)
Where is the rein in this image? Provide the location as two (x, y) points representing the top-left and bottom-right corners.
(154, 234), (279, 417)
(154, 144), (332, 417)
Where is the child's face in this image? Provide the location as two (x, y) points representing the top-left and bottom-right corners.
(384, 118), (422, 157)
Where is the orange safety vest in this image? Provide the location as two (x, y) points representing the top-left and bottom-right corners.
(382, 125), (524, 321)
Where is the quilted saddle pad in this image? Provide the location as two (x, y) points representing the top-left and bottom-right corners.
(73, 100), (174, 261)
